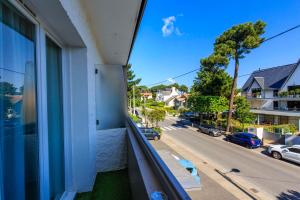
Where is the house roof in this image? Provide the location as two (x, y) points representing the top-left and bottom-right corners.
(140, 92), (152, 96)
(165, 96), (176, 104)
(242, 62), (298, 91)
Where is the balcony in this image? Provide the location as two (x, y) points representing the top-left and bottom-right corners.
(75, 117), (190, 200)
(250, 107), (300, 117)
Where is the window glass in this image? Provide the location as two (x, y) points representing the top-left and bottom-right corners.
(0, 1), (38, 199)
(46, 36), (65, 200)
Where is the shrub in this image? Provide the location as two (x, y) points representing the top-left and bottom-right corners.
(129, 113), (140, 123)
(153, 127), (162, 134)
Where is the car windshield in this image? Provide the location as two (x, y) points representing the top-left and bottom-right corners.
(251, 135), (259, 139)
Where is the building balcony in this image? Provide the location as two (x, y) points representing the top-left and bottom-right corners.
(75, 117), (191, 200)
(250, 107), (300, 117)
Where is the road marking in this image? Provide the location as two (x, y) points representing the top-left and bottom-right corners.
(164, 127), (172, 130)
(169, 126), (177, 130)
(161, 127), (167, 131)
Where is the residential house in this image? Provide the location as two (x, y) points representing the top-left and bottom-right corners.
(242, 60), (300, 132)
(0, 1), (190, 200)
(156, 87), (180, 104)
(174, 94), (189, 110)
(140, 92), (153, 101)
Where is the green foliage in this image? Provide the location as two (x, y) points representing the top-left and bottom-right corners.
(212, 20), (266, 131)
(178, 107), (189, 114)
(126, 63), (141, 99)
(150, 83), (188, 94)
(279, 91), (288, 97)
(147, 109), (166, 127)
(264, 124), (297, 134)
(192, 68), (232, 97)
(234, 96), (255, 126)
(188, 95), (228, 114)
(144, 99), (165, 108)
(153, 127), (162, 134)
(214, 21), (266, 59)
(0, 82), (17, 95)
(129, 113), (140, 123)
(178, 85), (188, 93)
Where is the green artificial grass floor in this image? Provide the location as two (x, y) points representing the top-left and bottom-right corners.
(75, 169), (132, 200)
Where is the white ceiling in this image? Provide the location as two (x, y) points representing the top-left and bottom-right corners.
(81, 0), (143, 65)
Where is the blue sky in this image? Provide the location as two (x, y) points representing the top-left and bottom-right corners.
(129, 0), (300, 89)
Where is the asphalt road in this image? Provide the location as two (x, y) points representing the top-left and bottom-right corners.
(159, 117), (300, 200)
(150, 140), (238, 200)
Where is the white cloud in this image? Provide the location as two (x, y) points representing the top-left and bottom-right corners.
(175, 28), (183, 36)
(161, 15), (183, 37)
(167, 78), (176, 83)
(162, 16), (176, 37)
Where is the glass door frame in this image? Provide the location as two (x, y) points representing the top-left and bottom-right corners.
(5, 1), (71, 199)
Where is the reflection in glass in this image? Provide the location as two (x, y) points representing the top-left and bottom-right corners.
(0, 1), (38, 199)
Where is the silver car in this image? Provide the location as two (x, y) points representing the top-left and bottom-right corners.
(268, 145), (300, 164)
(199, 124), (222, 137)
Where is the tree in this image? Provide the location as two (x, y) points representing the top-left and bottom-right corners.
(178, 84), (188, 93)
(188, 95), (228, 114)
(213, 21), (266, 132)
(234, 96), (255, 130)
(192, 54), (232, 97)
(0, 82), (17, 95)
(192, 68), (232, 97)
(126, 64), (141, 111)
(147, 109), (166, 127)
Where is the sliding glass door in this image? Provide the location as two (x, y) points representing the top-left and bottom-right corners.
(0, 1), (39, 199)
(46, 36), (65, 200)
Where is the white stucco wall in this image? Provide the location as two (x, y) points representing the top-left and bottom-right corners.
(96, 128), (127, 172)
(59, 0), (105, 192)
(264, 90), (273, 98)
(282, 63), (300, 91)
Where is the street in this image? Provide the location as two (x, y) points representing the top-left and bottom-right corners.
(150, 140), (239, 200)
(156, 117), (300, 200)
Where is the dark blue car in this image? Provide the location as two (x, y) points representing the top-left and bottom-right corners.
(140, 128), (161, 141)
(226, 132), (261, 148)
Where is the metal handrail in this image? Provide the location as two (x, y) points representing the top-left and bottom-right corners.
(127, 117), (191, 200)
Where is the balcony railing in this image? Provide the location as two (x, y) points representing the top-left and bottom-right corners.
(126, 117), (191, 200)
(251, 107), (300, 112)
(246, 94), (300, 100)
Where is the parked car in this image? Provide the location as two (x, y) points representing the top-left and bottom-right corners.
(199, 124), (222, 137)
(139, 128), (161, 141)
(268, 145), (300, 164)
(226, 132), (262, 148)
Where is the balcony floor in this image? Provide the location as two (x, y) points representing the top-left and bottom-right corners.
(75, 169), (131, 200)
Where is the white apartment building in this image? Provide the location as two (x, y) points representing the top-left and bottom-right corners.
(242, 60), (300, 132)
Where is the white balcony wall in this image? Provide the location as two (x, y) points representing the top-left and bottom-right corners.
(59, 0), (106, 192)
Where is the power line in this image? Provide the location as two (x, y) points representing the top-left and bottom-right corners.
(146, 24), (300, 87)
(263, 24), (300, 43)
(147, 68), (199, 87)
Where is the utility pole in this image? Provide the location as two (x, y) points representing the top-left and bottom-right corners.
(133, 85), (136, 115)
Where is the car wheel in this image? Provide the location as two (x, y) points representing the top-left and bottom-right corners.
(272, 151), (282, 160)
(154, 136), (159, 141)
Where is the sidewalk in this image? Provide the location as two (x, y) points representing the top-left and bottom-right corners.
(150, 140), (239, 200)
